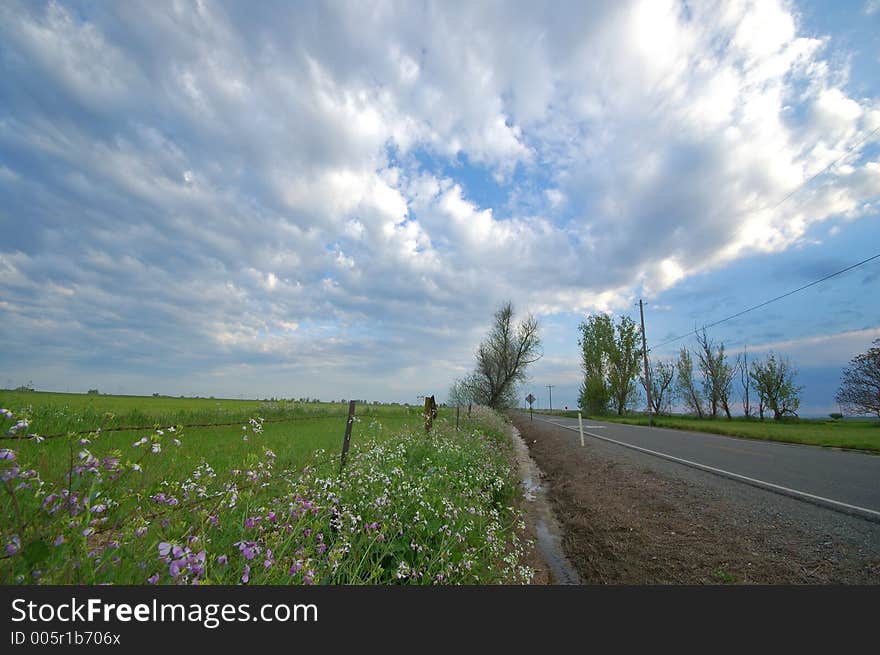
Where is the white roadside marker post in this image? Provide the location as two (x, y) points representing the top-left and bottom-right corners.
(578, 411), (585, 447)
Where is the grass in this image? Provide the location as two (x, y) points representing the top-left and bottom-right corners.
(532, 409), (880, 452)
(0, 393), (531, 585)
(0, 390), (412, 437)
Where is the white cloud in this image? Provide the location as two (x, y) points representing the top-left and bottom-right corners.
(1, 0), (878, 398)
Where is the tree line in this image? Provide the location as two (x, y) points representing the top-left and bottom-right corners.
(445, 302), (879, 420)
(578, 313), (803, 420)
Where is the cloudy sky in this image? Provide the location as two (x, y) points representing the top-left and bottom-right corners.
(1, 0), (878, 415)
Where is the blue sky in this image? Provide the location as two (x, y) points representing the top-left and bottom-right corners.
(1, 0), (878, 416)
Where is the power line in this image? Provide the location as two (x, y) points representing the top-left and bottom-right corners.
(650, 251), (880, 351)
(761, 125), (880, 216)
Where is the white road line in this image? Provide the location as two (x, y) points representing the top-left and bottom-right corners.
(532, 416), (880, 522)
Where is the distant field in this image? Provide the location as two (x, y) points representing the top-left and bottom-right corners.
(0, 391), (429, 482)
(0, 390), (414, 437)
(531, 410), (880, 452)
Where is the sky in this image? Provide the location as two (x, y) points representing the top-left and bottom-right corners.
(1, 0), (878, 416)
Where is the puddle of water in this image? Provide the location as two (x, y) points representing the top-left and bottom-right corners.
(510, 425), (581, 585)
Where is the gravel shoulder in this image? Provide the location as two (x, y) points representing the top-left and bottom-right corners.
(512, 414), (880, 584)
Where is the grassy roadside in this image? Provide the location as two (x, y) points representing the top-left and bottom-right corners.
(1, 399), (531, 585)
(532, 410), (880, 452)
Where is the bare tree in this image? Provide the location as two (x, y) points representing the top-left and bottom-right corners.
(835, 339), (880, 417)
(675, 347), (704, 418)
(640, 359), (675, 415)
(447, 378), (474, 407)
(737, 347), (752, 418)
(749, 353), (802, 420)
(469, 302), (542, 409)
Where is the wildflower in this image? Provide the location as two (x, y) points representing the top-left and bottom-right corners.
(0, 449), (15, 461)
(151, 442), (161, 454)
(82, 528), (94, 537)
(5, 535), (21, 556)
(131, 463), (142, 472)
(173, 438), (182, 447)
(135, 526), (148, 538)
(241, 564), (250, 584)
(133, 437), (148, 447)
(158, 542), (172, 558)
(33, 435), (45, 443)
(156, 429), (164, 436)
(147, 573), (159, 584)
(53, 535), (65, 547)
(169, 559), (185, 578)
(235, 541), (259, 560)
(217, 555), (228, 566)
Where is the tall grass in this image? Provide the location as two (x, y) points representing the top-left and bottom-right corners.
(1, 403), (531, 585)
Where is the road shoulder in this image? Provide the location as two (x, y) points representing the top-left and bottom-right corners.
(511, 415), (880, 584)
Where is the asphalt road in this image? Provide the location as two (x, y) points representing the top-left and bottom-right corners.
(527, 415), (880, 521)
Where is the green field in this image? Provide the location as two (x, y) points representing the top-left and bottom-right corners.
(532, 410), (880, 452)
(1, 392), (530, 585)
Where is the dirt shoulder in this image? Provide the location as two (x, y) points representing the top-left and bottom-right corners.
(512, 415), (880, 584)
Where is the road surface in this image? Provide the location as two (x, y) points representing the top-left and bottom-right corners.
(527, 414), (880, 521)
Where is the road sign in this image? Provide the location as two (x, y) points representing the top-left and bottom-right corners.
(526, 393), (536, 406)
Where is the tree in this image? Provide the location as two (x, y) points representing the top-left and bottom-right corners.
(468, 302), (542, 409)
(640, 359), (675, 415)
(607, 316), (642, 415)
(749, 353), (802, 420)
(675, 347), (704, 418)
(737, 347), (752, 418)
(577, 313), (641, 415)
(577, 313), (614, 413)
(447, 377), (474, 407)
(695, 330), (735, 419)
(835, 339), (880, 417)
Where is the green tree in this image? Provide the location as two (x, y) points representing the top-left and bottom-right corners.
(749, 353), (802, 420)
(695, 330), (735, 419)
(578, 314), (641, 415)
(607, 316), (642, 415)
(577, 313), (614, 413)
(675, 347), (704, 418)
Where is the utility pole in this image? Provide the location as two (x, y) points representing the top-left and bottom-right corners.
(639, 299), (653, 427)
(547, 385), (554, 412)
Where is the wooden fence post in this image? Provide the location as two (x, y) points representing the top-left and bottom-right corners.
(456, 405), (460, 431)
(339, 400), (357, 474)
(424, 395), (436, 434)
